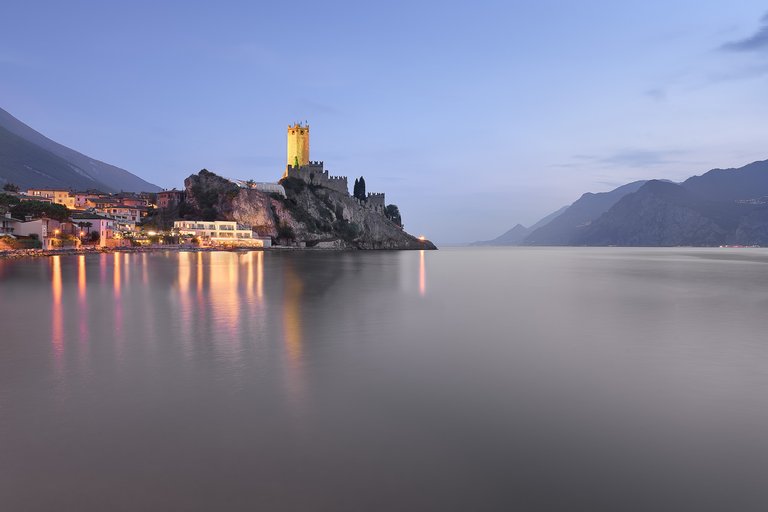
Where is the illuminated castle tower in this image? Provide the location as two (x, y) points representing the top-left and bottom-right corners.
(286, 122), (310, 168)
(281, 122), (351, 195)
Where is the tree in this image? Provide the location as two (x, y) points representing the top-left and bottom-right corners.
(2, 183), (19, 193)
(354, 176), (367, 200)
(11, 201), (70, 222)
(77, 221), (93, 235)
(385, 204), (402, 227)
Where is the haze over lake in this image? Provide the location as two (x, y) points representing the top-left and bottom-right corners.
(1, 248), (768, 511)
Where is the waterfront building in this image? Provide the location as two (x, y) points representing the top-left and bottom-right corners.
(1, 212), (20, 236)
(70, 213), (117, 247)
(173, 220), (271, 247)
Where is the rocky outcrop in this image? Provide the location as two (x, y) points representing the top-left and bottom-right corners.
(182, 170), (435, 250)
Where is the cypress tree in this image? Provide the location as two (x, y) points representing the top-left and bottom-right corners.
(353, 178), (360, 199)
(358, 176), (366, 200)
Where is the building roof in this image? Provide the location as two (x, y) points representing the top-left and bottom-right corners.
(70, 212), (113, 221)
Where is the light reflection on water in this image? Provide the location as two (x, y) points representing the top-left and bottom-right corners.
(3, 248), (768, 511)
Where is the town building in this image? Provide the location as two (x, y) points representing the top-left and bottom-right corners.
(14, 217), (59, 249)
(157, 189), (185, 209)
(70, 213), (117, 247)
(230, 180), (286, 198)
(99, 205), (143, 224)
(26, 189), (75, 209)
(1, 212), (19, 236)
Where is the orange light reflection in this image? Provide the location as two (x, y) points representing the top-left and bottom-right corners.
(51, 256), (63, 354)
(419, 250), (426, 296)
(257, 251), (264, 300)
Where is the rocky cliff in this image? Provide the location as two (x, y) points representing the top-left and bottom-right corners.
(182, 170), (435, 250)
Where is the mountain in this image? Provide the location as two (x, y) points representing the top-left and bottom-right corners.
(529, 205), (569, 231)
(523, 181), (647, 245)
(0, 107), (160, 192)
(0, 125), (108, 191)
(471, 205), (568, 246)
(471, 224), (530, 246)
(575, 160), (768, 246)
(681, 159), (768, 201)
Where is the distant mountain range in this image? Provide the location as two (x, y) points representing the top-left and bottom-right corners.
(0, 107), (160, 192)
(477, 159), (768, 246)
(471, 205), (568, 246)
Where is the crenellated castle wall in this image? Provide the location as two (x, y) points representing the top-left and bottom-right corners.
(366, 192), (385, 210)
(283, 162), (349, 195)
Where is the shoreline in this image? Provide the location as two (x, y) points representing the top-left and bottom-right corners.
(0, 244), (434, 259)
(0, 245), (251, 260)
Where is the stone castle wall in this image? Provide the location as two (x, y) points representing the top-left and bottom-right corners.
(284, 162), (349, 195)
(366, 192), (385, 210)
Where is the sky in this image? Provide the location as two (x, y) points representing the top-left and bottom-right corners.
(1, 0), (767, 243)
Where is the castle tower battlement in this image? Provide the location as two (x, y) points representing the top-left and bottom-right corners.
(287, 123), (310, 168)
(281, 122), (349, 195)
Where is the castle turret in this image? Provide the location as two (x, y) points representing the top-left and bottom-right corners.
(286, 123), (310, 169)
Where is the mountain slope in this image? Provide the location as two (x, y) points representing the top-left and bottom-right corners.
(524, 180), (647, 245)
(576, 159), (768, 246)
(0, 125), (105, 191)
(529, 204), (569, 231)
(471, 223), (530, 246)
(0, 107), (159, 192)
(575, 181), (746, 246)
(471, 204), (568, 246)
(682, 159), (768, 201)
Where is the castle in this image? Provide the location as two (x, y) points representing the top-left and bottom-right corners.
(282, 123), (385, 210)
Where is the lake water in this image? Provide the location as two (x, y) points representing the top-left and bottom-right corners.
(1, 247), (768, 511)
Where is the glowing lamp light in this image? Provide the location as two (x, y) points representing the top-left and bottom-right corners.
(419, 235), (426, 241)
(148, 231), (157, 236)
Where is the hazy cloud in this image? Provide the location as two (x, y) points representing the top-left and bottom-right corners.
(720, 12), (768, 52)
(598, 149), (685, 167)
(297, 98), (340, 115)
(705, 62), (768, 83)
(644, 88), (667, 101)
(560, 150), (686, 170)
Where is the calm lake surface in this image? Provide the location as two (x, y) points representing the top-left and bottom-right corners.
(1, 247), (768, 511)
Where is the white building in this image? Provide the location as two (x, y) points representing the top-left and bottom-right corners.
(174, 220), (271, 247)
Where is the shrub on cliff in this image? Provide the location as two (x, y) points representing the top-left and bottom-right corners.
(280, 177), (306, 195)
(277, 222), (295, 240)
(333, 219), (360, 241)
(385, 204), (402, 227)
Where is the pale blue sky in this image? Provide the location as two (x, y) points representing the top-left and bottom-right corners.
(1, 1), (767, 243)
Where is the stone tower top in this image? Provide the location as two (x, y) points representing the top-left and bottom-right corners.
(287, 122), (310, 168)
